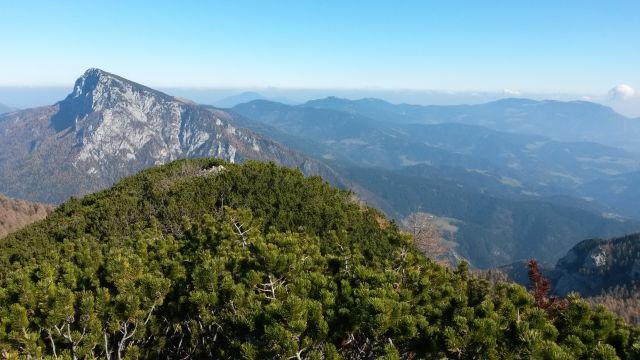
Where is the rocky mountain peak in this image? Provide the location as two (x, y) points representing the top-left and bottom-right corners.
(0, 68), (338, 204)
(51, 69), (176, 132)
(84, 68), (173, 105)
(71, 68), (108, 97)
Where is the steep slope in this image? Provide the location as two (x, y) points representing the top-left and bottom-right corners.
(398, 164), (614, 215)
(342, 166), (640, 268)
(498, 234), (640, 324)
(497, 234), (640, 295)
(580, 171), (640, 219)
(0, 194), (53, 238)
(398, 123), (640, 188)
(493, 233), (640, 323)
(0, 69), (341, 204)
(0, 159), (637, 359)
(303, 97), (640, 151)
(552, 234), (640, 297)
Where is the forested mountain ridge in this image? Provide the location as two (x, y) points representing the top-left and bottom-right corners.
(580, 172), (640, 219)
(342, 166), (640, 268)
(0, 159), (638, 359)
(302, 97), (640, 151)
(0, 69), (342, 204)
(0, 194), (53, 238)
(490, 233), (640, 324)
(234, 99), (640, 186)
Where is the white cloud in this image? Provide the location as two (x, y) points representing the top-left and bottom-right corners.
(503, 88), (521, 96)
(608, 84), (635, 100)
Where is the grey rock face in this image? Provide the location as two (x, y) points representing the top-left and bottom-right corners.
(0, 69), (339, 203)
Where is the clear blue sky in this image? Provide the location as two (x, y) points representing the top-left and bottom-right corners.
(1, 0), (639, 95)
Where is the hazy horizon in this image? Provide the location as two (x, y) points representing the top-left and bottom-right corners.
(2, 82), (639, 118)
(2, 0), (639, 114)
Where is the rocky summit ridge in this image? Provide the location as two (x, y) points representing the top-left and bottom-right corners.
(0, 69), (338, 203)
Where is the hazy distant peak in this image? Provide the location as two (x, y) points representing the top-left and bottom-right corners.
(307, 96), (348, 103)
(237, 91), (263, 97)
(234, 99), (292, 110)
(357, 97), (393, 104)
(488, 98), (539, 106)
(486, 97), (626, 118)
(302, 96), (350, 109)
(214, 91), (266, 108)
(305, 96), (395, 108)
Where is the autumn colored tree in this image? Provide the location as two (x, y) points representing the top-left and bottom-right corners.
(528, 259), (569, 319)
(403, 212), (449, 262)
(0, 194), (53, 238)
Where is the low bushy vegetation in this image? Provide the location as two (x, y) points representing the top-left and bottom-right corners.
(0, 159), (638, 359)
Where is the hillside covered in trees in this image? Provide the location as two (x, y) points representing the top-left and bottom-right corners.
(0, 159), (638, 359)
(488, 233), (640, 325)
(0, 194), (53, 239)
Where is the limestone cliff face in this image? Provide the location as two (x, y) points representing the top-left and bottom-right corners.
(496, 233), (640, 297)
(551, 234), (640, 296)
(0, 69), (341, 203)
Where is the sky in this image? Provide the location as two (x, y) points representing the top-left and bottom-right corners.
(1, 1), (639, 114)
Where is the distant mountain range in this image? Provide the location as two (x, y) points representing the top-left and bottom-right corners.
(234, 100), (640, 191)
(213, 91), (296, 108)
(2, 69), (640, 268)
(303, 96), (640, 152)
